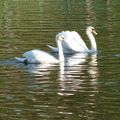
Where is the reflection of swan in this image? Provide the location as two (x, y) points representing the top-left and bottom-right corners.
(58, 53), (99, 96)
(15, 52), (98, 96)
(23, 63), (57, 77)
(15, 33), (65, 64)
(47, 26), (97, 53)
(58, 53), (87, 96)
(66, 53), (88, 66)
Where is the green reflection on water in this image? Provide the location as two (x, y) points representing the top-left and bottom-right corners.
(0, 0), (120, 120)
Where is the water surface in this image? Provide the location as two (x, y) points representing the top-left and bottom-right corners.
(0, 0), (120, 120)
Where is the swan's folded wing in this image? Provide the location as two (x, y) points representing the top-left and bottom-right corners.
(61, 31), (88, 52)
(71, 31), (88, 50)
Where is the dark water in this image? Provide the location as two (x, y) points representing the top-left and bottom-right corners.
(0, 0), (120, 120)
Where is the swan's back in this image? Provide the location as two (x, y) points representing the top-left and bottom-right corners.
(23, 50), (58, 63)
(71, 31), (87, 47)
(59, 31), (88, 52)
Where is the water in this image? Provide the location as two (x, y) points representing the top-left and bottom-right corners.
(0, 0), (120, 120)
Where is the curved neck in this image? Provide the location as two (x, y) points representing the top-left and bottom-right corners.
(86, 31), (97, 51)
(57, 40), (64, 62)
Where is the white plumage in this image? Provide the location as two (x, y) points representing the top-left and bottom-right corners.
(15, 33), (65, 64)
(47, 26), (97, 53)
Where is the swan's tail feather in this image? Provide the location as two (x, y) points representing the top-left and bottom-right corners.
(47, 45), (58, 53)
(15, 57), (27, 63)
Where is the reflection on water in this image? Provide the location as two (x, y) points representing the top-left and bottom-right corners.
(85, 0), (96, 26)
(10, 53), (99, 119)
(58, 53), (99, 96)
(15, 53), (99, 97)
(17, 63), (56, 77)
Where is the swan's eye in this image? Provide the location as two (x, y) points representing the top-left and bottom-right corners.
(92, 28), (95, 32)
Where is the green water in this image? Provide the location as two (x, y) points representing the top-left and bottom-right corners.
(0, 0), (120, 120)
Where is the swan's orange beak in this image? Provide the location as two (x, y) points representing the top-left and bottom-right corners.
(92, 30), (97, 35)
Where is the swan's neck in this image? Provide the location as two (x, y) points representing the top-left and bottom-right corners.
(86, 31), (97, 51)
(57, 40), (64, 62)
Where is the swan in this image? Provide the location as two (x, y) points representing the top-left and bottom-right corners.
(15, 33), (65, 64)
(47, 26), (97, 53)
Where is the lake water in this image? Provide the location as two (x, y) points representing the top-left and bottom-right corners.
(0, 0), (120, 120)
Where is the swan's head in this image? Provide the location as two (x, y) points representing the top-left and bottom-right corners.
(56, 33), (65, 41)
(87, 26), (97, 35)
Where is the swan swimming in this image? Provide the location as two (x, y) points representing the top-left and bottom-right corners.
(15, 33), (65, 64)
(47, 26), (97, 53)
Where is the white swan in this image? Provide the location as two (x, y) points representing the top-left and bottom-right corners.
(15, 33), (65, 64)
(47, 26), (97, 53)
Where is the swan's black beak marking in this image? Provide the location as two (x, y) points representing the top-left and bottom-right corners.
(92, 29), (97, 35)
